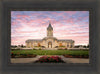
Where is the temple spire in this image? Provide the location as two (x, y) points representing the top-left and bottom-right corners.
(47, 21), (53, 30)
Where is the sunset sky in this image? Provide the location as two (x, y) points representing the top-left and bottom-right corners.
(11, 11), (89, 46)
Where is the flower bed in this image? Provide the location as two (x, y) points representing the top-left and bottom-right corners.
(35, 56), (65, 63)
(11, 52), (37, 58)
(63, 54), (89, 58)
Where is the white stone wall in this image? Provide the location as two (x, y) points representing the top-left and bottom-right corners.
(26, 39), (74, 49)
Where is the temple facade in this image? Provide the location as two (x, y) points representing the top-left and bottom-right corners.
(25, 23), (75, 49)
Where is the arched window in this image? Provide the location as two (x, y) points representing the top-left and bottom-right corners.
(38, 43), (41, 47)
(67, 44), (69, 47)
(67, 43), (69, 47)
(70, 44), (72, 48)
(59, 43), (62, 46)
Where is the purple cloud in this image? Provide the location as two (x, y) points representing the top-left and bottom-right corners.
(11, 11), (89, 45)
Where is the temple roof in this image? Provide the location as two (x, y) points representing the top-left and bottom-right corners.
(43, 37), (57, 40)
(58, 39), (75, 42)
(25, 39), (42, 42)
(25, 38), (74, 43)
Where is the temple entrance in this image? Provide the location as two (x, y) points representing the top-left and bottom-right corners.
(48, 42), (52, 48)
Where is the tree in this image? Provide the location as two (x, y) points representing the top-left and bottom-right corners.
(87, 44), (89, 48)
(21, 44), (24, 48)
(83, 45), (87, 48)
(11, 45), (17, 48)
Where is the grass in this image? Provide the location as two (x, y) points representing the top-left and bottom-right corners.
(11, 50), (89, 56)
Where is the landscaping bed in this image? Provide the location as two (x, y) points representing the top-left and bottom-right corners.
(63, 54), (89, 58)
(11, 52), (37, 58)
(34, 56), (65, 63)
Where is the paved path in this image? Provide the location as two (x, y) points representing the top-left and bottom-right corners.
(60, 56), (89, 63)
(11, 56), (41, 63)
(11, 55), (89, 63)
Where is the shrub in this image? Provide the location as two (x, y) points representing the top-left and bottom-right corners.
(63, 54), (89, 58)
(35, 56), (65, 63)
(11, 52), (16, 58)
(55, 46), (58, 48)
(64, 48), (67, 50)
(33, 49), (36, 50)
(39, 48), (41, 50)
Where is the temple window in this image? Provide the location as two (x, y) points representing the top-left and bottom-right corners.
(59, 43), (62, 46)
(38, 43), (41, 47)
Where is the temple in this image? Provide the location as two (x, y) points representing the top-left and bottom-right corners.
(25, 22), (75, 49)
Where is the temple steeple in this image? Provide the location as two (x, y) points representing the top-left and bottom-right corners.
(47, 22), (53, 30)
(47, 22), (53, 37)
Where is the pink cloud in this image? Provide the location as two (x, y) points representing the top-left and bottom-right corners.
(16, 15), (29, 18)
(11, 11), (89, 45)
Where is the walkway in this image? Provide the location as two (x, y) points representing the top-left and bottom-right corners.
(11, 55), (89, 63)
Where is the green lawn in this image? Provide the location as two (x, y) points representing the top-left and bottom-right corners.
(11, 50), (89, 56)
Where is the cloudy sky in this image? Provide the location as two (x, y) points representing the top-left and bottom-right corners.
(11, 11), (89, 46)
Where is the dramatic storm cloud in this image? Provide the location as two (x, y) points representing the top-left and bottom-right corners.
(11, 11), (89, 45)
